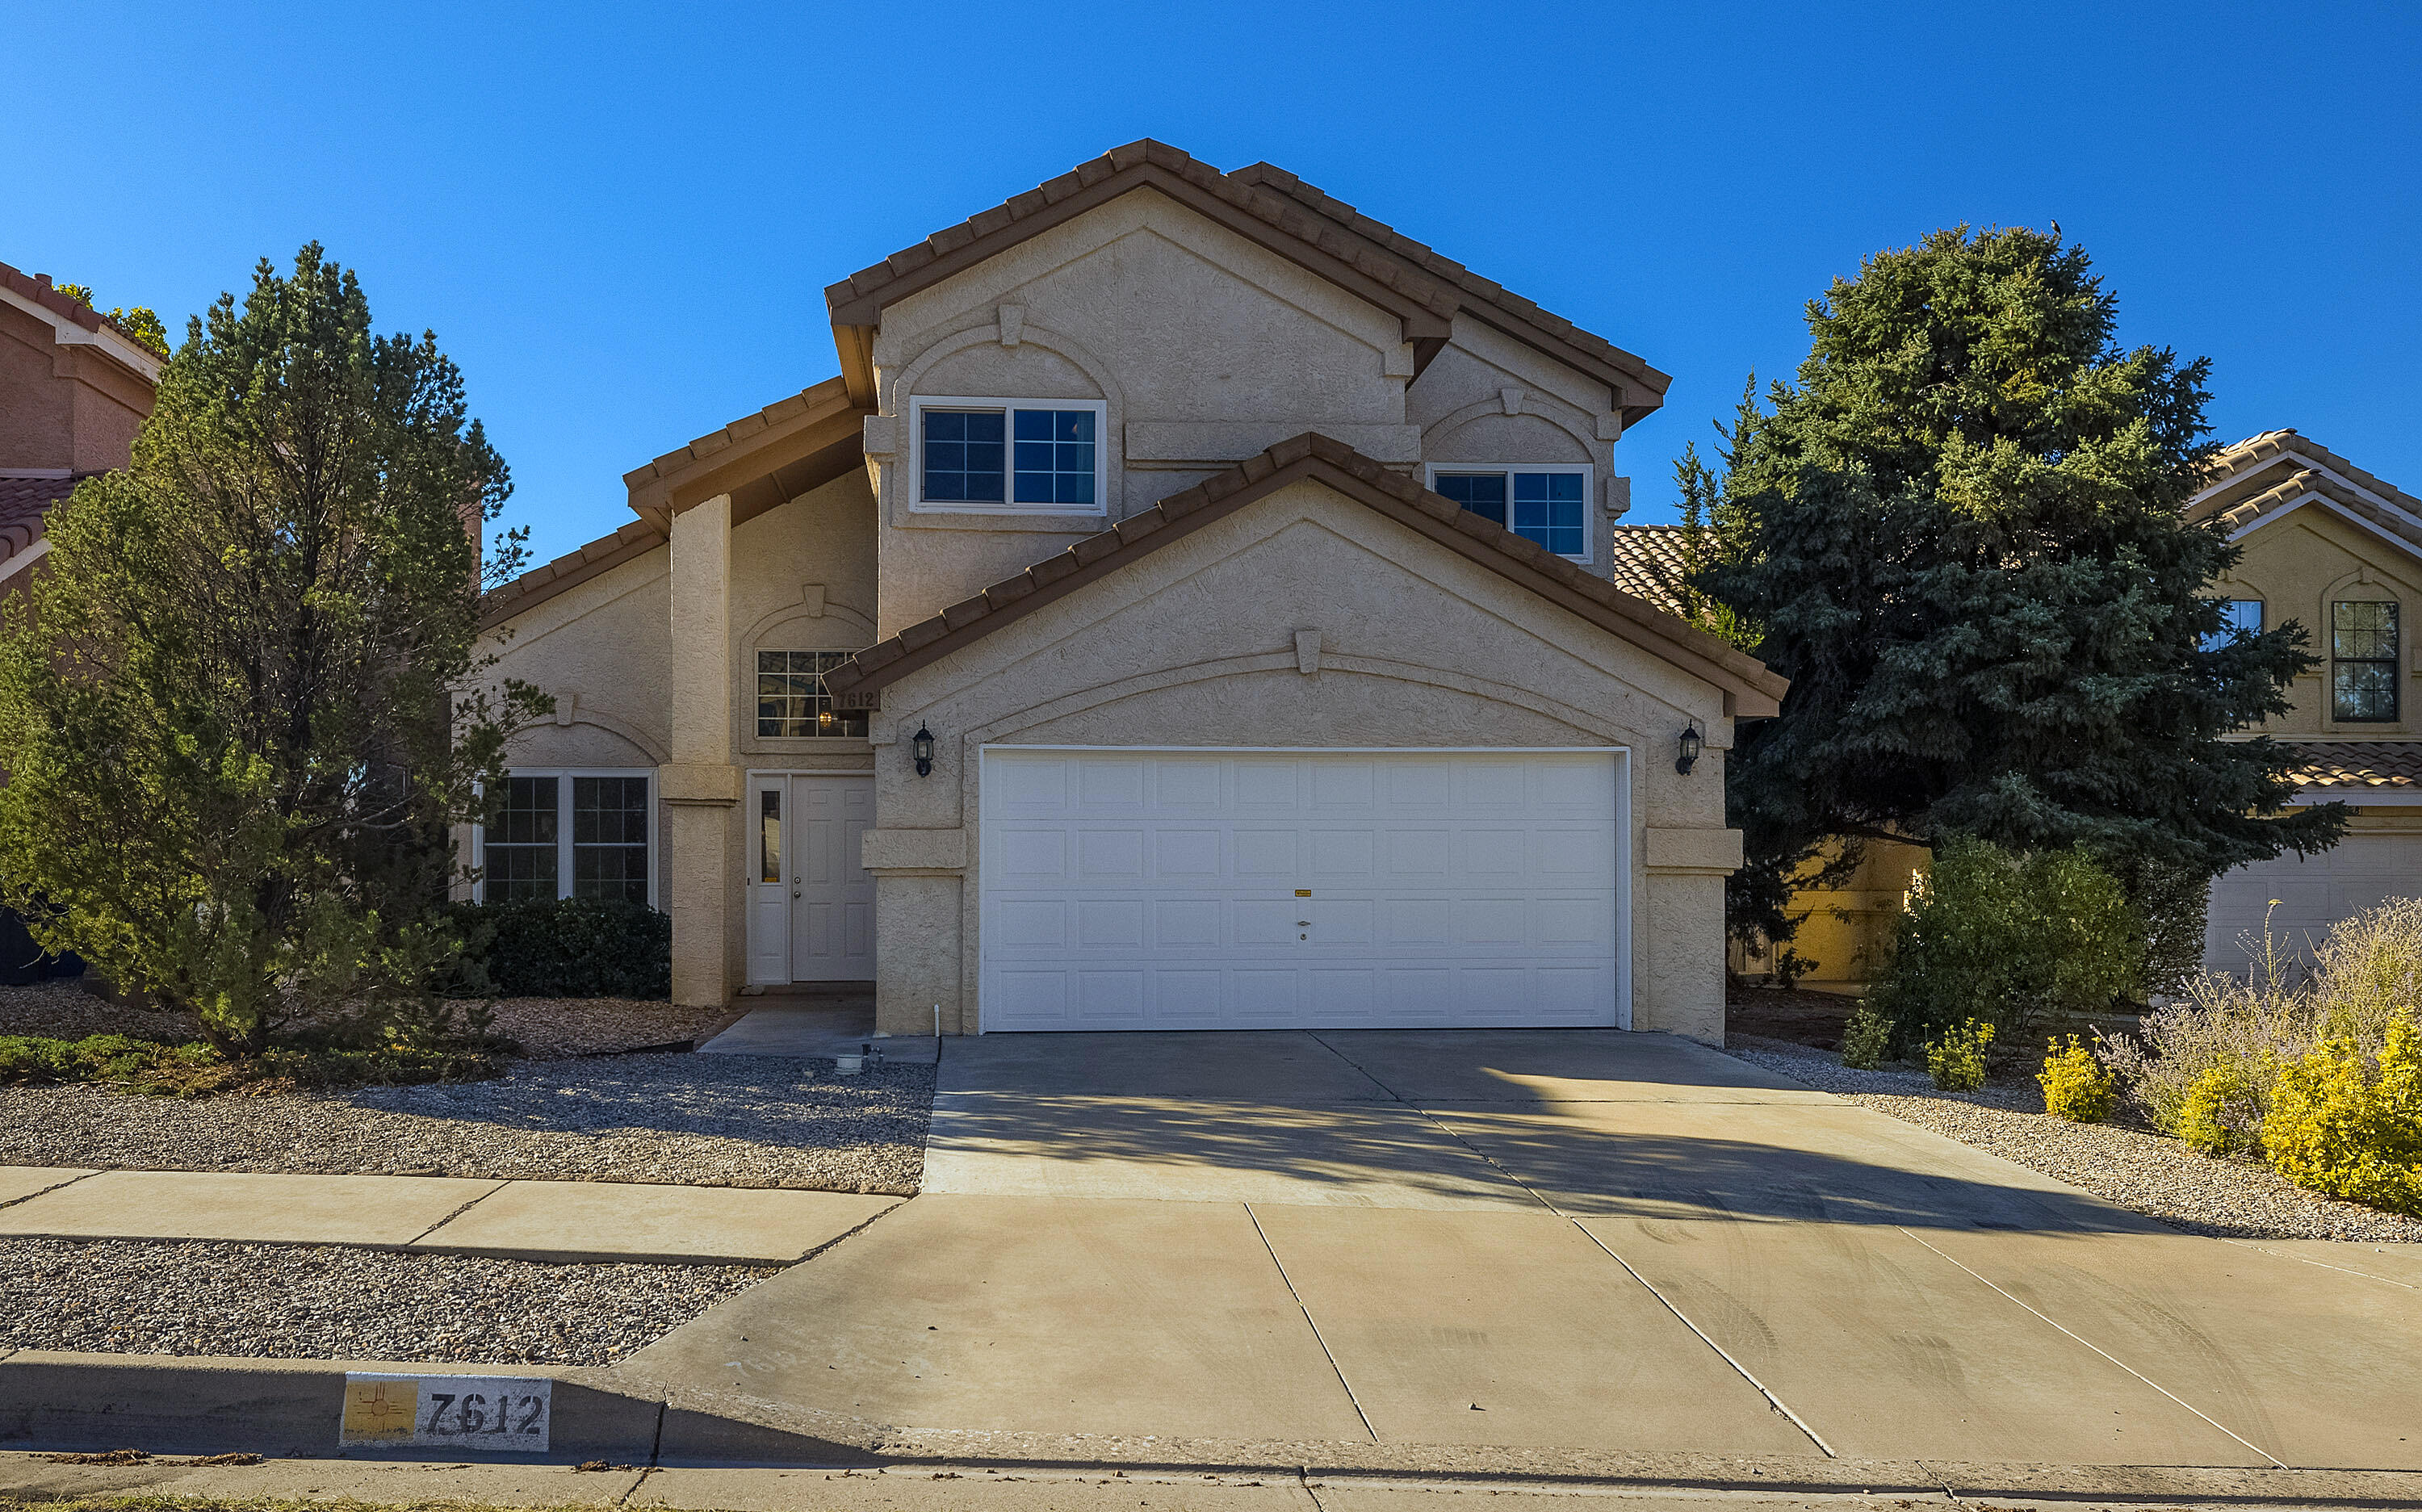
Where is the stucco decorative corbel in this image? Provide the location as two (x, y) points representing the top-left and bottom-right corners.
(550, 689), (577, 727)
(1294, 629), (1323, 675)
(996, 304), (1025, 347)
(1500, 387), (1525, 417)
(801, 583), (826, 618)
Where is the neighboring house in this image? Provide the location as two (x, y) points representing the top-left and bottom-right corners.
(474, 141), (1785, 1041)
(2189, 431), (2422, 972)
(1678, 429), (2422, 988)
(0, 262), (161, 601)
(0, 259), (163, 985)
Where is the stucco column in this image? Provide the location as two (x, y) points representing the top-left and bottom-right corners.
(662, 493), (739, 1007)
(861, 827), (969, 1036)
(1638, 825), (1745, 1045)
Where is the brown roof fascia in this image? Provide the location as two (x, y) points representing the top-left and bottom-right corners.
(622, 375), (871, 526)
(823, 141), (1461, 396)
(825, 433), (1785, 718)
(480, 518), (667, 630)
(1226, 162), (1675, 424)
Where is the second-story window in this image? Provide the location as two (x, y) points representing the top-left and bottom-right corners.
(2332, 601), (2399, 722)
(1426, 464), (1591, 559)
(913, 397), (1105, 512)
(2202, 598), (2263, 651)
(758, 651), (870, 737)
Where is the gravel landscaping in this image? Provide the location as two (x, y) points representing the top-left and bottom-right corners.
(0, 1054), (934, 1194)
(1726, 1034), (2422, 1244)
(0, 1237), (770, 1365)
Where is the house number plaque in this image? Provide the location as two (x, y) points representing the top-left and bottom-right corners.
(340, 1372), (552, 1451)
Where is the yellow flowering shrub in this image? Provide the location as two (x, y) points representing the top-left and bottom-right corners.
(2176, 1062), (2261, 1156)
(1925, 1018), (1995, 1091)
(2037, 1035), (2117, 1122)
(2260, 1015), (2422, 1215)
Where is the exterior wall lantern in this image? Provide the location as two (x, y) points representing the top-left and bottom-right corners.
(911, 723), (936, 777)
(1675, 720), (1703, 776)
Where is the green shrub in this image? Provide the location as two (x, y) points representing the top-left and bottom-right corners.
(2175, 1062), (2261, 1156)
(2038, 1035), (2117, 1121)
(1925, 1018), (1995, 1091)
(2260, 1015), (2422, 1213)
(1865, 838), (2143, 1058)
(0, 1029), (502, 1097)
(445, 898), (671, 999)
(1840, 1002), (1893, 1068)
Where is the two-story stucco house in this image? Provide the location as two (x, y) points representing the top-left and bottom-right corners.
(2191, 431), (2422, 970)
(474, 142), (1783, 1042)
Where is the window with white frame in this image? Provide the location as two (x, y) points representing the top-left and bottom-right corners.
(2332, 600), (2399, 723)
(2202, 597), (2263, 651)
(1425, 463), (1592, 559)
(911, 396), (1106, 512)
(478, 771), (654, 906)
(757, 650), (869, 737)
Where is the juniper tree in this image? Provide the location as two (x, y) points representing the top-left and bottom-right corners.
(0, 245), (546, 1054)
(1684, 227), (2340, 983)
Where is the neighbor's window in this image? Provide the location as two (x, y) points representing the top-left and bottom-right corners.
(480, 771), (653, 906)
(757, 650), (869, 737)
(913, 397), (1105, 511)
(2202, 598), (2263, 651)
(2332, 601), (2399, 722)
(1427, 465), (1590, 559)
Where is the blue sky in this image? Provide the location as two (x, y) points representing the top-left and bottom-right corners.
(16, 2), (2419, 564)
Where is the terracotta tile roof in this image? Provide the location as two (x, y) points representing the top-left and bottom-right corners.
(820, 140), (1662, 420)
(1226, 161), (1672, 412)
(824, 433), (1784, 716)
(2190, 430), (2422, 558)
(0, 260), (164, 366)
(0, 473), (94, 575)
(480, 518), (665, 630)
(621, 376), (862, 520)
(1602, 524), (1691, 617)
(2282, 742), (2422, 795)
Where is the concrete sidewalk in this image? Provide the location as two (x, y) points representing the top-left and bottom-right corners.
(0, 1166), (895, 1265)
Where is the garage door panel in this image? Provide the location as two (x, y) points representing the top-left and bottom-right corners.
(2206, 833), (2422, 974)
(982, 750), (1625, 1031)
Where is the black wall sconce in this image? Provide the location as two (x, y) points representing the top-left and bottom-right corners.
(1675, 720), (1703, 775)
(911, 723), (936, 777)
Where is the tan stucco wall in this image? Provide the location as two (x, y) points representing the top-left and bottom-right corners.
(476, 472), (879, 999)
(2215, 504), (2422, 738)
(858, 477), (1740, 1041)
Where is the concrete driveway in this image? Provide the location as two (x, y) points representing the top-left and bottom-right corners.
(619, 1030), (2422, 1471)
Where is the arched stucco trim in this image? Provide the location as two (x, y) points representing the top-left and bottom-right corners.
(742, 597), (878, 651)
(952, 651), (1657, 751)
(891, 316), (1129, 418)
(1421, 391), (1600, 462)
(509, 707), (668, 766)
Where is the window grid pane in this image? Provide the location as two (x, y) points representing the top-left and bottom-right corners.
(2332, 601), (2399, 722)
(1437, 472), (1507, 526)
(484, 776), (559, 903)
(922, 409), (1005, 502)
(1011, 408), (1096, 506)
(756, 650), (870, 737)
(1513, 472), (1586, 556)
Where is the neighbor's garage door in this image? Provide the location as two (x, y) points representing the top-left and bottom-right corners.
(978, 748), (1625, 1030)
(2205, 828), (2422, 974)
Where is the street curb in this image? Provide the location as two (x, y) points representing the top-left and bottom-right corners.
(2, 1351), (2416, 1507)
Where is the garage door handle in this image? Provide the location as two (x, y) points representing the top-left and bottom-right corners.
(1297, 919), (1310, 926)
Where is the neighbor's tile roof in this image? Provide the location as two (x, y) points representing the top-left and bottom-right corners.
(1603, 524), (1691, 617)
(0, 473), (93, 573)
(2192, 429), (2422, 557)
(2283, 742), (2422, 795)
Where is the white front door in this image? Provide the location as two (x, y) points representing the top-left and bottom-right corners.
(978, 748), (1628, 1030)
(747, 773), (877, 984)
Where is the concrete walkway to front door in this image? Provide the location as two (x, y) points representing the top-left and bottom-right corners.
(617, 1029), (2422, 1472)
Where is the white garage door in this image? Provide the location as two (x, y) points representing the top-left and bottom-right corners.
(2206, 829), (2422, 974)
(978, 748), (1627, 1031)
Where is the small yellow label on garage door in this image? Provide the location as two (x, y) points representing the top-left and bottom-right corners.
(1295, 889), (1311, 897)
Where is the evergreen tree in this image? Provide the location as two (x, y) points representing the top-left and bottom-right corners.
(0, 246), (547, 1054)
(1687, 226), (2340, 968)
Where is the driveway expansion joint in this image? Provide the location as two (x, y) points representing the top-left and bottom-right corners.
(1243, 1203), (1377, 1443)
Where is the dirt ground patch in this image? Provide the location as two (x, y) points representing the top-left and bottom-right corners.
(1723, 983), (1859, 1050)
